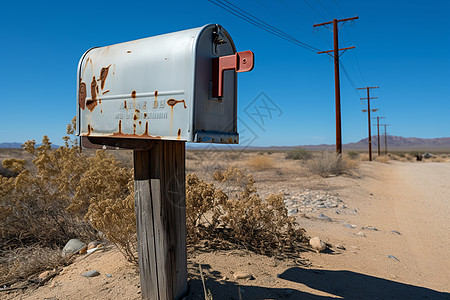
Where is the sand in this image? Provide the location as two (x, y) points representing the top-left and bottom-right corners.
(4, 159), (450, 299)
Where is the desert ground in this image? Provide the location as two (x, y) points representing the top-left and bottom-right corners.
(2, 150), (450, 299)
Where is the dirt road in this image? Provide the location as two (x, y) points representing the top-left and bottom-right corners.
(300, 160), (450, 298)
(375, 161), (450, 290)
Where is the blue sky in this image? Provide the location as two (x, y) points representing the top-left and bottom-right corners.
(1, 0), (449, 147)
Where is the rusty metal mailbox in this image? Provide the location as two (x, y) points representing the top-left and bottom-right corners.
(76, 24), (254, 148)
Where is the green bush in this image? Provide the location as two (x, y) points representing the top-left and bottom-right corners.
(285, 148), (313, 160)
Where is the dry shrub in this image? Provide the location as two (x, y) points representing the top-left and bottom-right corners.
(285, 148), (313, 160)
(374, 155), (390, 163)
(0, 117), (136, 264)
(0, 245), (72, 285)
(345, 151), (359, 160)
(307, 152), (356, 177)
(359, 153), (370, 161)
(186, 165), (307, 255)
(246, 155), (275, 170)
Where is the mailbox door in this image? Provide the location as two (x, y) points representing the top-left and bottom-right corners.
(192, 25), (238, 144)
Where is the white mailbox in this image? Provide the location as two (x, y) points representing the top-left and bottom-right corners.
(76, 24), (254, 149)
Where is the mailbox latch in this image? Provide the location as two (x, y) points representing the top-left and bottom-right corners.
(212, 51), (254, 98)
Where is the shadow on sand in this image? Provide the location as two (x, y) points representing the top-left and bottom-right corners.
(188, 266), (449, 299)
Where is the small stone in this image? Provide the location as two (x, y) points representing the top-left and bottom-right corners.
(390, 230), (401, 235)
(288, 208), (298, 215)
(362, 226), (379, 231)
(221, 276), (228, 281)
(38, 271), (51, 280)
(355, 231), (366, 237)
(233, 271), (254, 280)
(344, 223), (356, 229)
(88, 241), (99, 250)
(105, 274), (112, 278)
(336, 244), (346, 250)
(63, 239), (86, 254)
(317, 214), (331, 221)
(49, 281), (56, 288)
(82, 270), (100, 277)
(309, 237), (326, 253)
(387, 255), (399, 261)
(351, 209), (357, 214)
(334, 210), (340, 214)
(78, 245), (88, 254)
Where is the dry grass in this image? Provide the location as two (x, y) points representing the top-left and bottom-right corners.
(0, 245), (72, 286)
(374, 155), (390, 163)
(246, 155), (275, 170)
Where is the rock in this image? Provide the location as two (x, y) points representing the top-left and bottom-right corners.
(106, 274), (112, 278)
(82, 270), (100, 277)
(63, 239), (86, 254)
(88, 241), (99, 250)
(221, 276), (228, 281)
(387, 255), (399, 261)
(233, 271), (254, 280)
(317, 214), (331, 222)
(362, 226), (379, 231)
(344, 223), (356, 229)
(351, 209), (358, 214)
(78, 245), (88, 254)
(355, 231), (366, 237)
(288, 208), (298, 215)
(309, 237), (326, 253)
(336, 244), (346, 250)
(390, 230), (402, 235)
(38, 270), (51, 280)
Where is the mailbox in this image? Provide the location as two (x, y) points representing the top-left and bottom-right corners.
(76, 24), (254, 149)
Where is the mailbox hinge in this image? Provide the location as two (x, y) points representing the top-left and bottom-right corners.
(212, 51), (254, 98)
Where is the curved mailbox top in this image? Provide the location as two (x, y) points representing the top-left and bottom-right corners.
(76, 24), (253, 148)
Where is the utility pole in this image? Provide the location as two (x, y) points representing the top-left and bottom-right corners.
(358, 86), (379, 161)
(372, 116), (385, 156)
(381, 124), (390, 155)
(314, 16), (358, 154)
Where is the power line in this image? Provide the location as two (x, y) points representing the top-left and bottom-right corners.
(208, 0), (321, 52)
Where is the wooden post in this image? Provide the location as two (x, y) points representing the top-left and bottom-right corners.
(133, 140), (188, 300)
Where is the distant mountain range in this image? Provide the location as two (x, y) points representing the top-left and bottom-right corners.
(1, 136), (450, 151)
(0, 142), (60, 149)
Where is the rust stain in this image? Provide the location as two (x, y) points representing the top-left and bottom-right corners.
(153, 90), (158, 108)
(167, 98), (187, 108)
(87, 76), (98, 112)
(133, 114), (138, 121)
(144, 122), (149, 135)
(87, 124), (92, 136)
(139, 121), (142, 126)
(111, 120), (160, 139)
(144, 113), (148, 118)
(177, 129), (181, 140)
(133, 124), (136, 134)
(131, 90), (136, 109)
(228, 138), (233, 143)
(102, 90), (110, 95)
(100, 65), (111, 90)
(124, 101), (127, 110)
(79, 82), (86, 110)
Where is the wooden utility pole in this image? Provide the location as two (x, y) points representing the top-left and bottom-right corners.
(134, 141), (188, 300)
(314, 16), (358, 154)
(381, 124), (390, 155)
(358, 86), (379, 161)
(372, 116), (385, 156)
